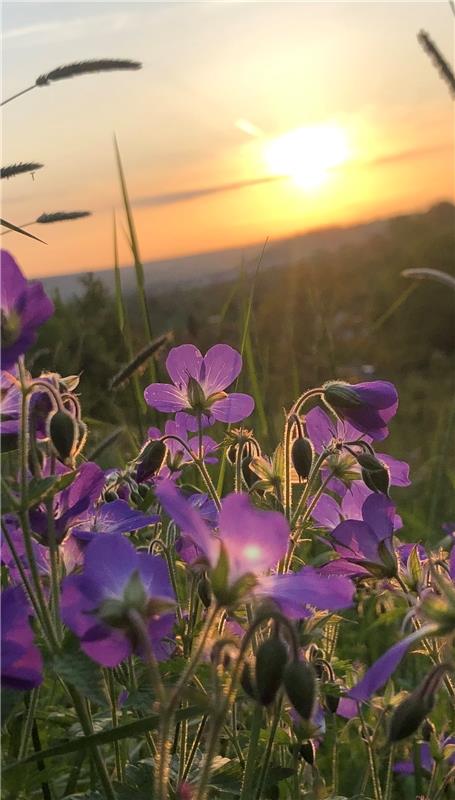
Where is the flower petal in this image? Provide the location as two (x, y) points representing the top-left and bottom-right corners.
(84, 533), (139, 593)
(218, 493), (289, 583)
(144, 383), (187, 413)
(155, 479), (219, 566)
(0, 250), (27, 310)
(201, 344), (242, 394)
(348, 626), (432, 702)
(166, 344), (203, 388)
(257, 567), (354, 616)
(211, 393), (254, 424)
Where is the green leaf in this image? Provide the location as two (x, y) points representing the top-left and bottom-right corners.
(113, 759), (154, 799)
(51, 634), (108, 707)
(3, 705), (200, 773)
(1, 688), (23, 728)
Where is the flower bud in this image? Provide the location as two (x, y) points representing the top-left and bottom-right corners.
(299, 740), (316, 766)
(323, 382), (362, 409)
(377, 540), (398, 578)
(283, 660), (317, 721)
(388, 664), (449, 742)
(48, 409), (78, 463)
(324, 692), (340, 714)
(197, 574), (212, 609)
(240, 662), (257, 701)
(135, 440), (166, 483)
(255, 637), (288, 706)
(406, 544), (424, 591)
(421, 719), (436, 741)
(356, 452), (390, 495)
(291, 437), (314, 481)
(241, 454), (257, 489)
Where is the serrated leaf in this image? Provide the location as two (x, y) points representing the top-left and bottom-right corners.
(51, 635), (107, 706)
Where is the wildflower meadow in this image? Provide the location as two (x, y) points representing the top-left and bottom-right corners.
(1, 24), (455, 800)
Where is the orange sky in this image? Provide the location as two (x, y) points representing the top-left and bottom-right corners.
(2, 2), (454, 278)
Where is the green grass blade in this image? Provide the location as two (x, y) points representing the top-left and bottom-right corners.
(113, 136), (157, 384)
(112, 210), (146, 438)
(3, 706), (200, 773)
(0, 217), (46, 243)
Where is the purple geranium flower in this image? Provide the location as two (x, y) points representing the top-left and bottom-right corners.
(0, 369), (21, 437)
(320, 494), (398, 579)
(394, 736), (455, 775)
(2, 517), (50, 583)
(62, 500), (160, 570)
(30, 461), (105, 543)
(305, 406), (410, 497)
(61, 533), (175, 667)
(156, 480), (354, 613)
(1, 250), (54, 371)
(175, 493), (219, 565)
(323, 380), (398, 441)
(1, 585), (43, 690)
(144, 344), (254, 430)
(312, 482), (403, 535)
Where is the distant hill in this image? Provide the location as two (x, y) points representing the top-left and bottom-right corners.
(41, 201), (454, 300)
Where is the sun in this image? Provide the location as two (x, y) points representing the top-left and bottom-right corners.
(263, 123), (350, 191)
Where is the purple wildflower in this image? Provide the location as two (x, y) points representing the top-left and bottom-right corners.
(1, 250), (54, 371)
(156, 480), (354, 613)
(323, 380), (399, 441)
(144, 344), (254, 429)
(394, 736), (455, 775)
(63, 500), (160, 569)
(30, 461), (105, 543)
(1, 585), (43, 690)
(312, 481), (403, 535)
(0, 369), (21, 452)
(61, 533), (175, 667)
(305, 406), (410, 497)
(320, 494), (398, 579)
(2, 517), (50, 583)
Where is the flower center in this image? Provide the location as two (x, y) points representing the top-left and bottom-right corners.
(1, 309), (21, 348)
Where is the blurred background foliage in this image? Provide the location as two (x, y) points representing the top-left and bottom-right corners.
(32, 201), (455, 538)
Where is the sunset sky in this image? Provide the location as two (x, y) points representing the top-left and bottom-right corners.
(2, 1), (454, 278)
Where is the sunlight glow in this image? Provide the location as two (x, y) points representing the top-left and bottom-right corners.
(243, 544), (262, 561)
(264, 123), (350, 190)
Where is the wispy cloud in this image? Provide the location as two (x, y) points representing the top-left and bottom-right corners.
(3, 12), (132, 44)
(3, 20), (64, 41)
(366, 143), (451, 168)
(133, 175), (284, 208)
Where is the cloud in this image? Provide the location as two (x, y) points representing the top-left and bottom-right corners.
(3, 11), (132, 44)
(365, 143), (451, 168)
(133, 175), (284, 208)
(3, 20), (64, 41)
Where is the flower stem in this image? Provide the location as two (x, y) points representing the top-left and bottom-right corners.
(239, 705), (263, 800)
(358, 705), (383, 800)
(18, 688), (40, 759)
(254, 696), (283, 799)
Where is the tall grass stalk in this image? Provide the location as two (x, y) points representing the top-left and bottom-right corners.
(113, 136), (157, 386)
(112, 211), (146, 439)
